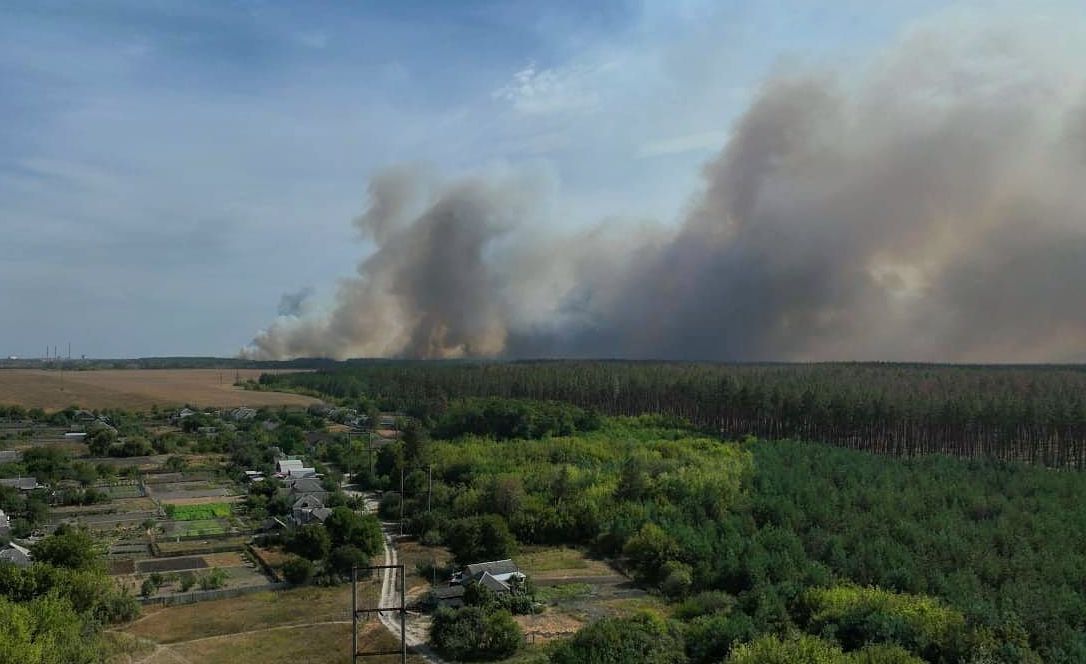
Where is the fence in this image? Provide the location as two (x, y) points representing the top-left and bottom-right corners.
(246, 543), (283, 582)
(138, 580), (290, 607)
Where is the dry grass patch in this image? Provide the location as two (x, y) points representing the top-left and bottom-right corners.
(518, 547), (615, 578)
(123, 584), (376, 643)
(164, 621), (425, 664)
(0, 369), (317, 411)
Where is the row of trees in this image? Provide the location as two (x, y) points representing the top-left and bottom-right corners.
(261, 361), (1086, 467)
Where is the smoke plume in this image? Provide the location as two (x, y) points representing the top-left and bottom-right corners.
(245, 21), (1086, 362)
(277, 287), (314, 317)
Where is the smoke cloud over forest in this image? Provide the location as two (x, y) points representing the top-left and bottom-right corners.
(245, 22), (1086, 363)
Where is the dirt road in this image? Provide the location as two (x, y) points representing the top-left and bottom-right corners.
(363, 493), (445, 664)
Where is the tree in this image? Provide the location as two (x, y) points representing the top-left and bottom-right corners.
(281, 557), (314, 585)
(329, 545), (370, 576)
(85, 427), (116, 457)
(445, 515), (516, 564)
(286, 525), (331, 561)
(30, 527), (99, 570)
(324, 507), (383, 556)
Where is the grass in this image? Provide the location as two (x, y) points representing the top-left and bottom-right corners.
(123, 585), (374, 643)
(161, 622), (425, 664)
(537, 583), (593, 603)
(164, 502), (231, 520)
(518, 546), (617, 580)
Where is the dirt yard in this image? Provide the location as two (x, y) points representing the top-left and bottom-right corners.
(0, 369), (317, 411)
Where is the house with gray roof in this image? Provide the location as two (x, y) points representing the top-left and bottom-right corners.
(0, 477), (39, 492)
(291, 494), (332, 525)
(0, 542), (31, 567)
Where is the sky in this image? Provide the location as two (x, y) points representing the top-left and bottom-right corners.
(1, 1), (1081, 359)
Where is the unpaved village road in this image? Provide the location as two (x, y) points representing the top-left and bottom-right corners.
(361, 492), (446, 664)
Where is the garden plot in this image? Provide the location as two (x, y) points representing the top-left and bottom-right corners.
(138, 555), (209, 574)
(111, 541), (152, 557)
(155, 535), (250, 557)
(100, 482), (144, 498)
(164, 518), (231, 538)
(55, 509), (157, 531)
(150, 481), (234, 501)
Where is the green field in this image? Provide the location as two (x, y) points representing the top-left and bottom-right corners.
(164, 502), (232, 520)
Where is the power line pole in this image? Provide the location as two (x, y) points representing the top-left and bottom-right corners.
(399, 467), (404, 537)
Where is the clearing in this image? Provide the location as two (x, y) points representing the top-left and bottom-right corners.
(0, 368), (317, 411)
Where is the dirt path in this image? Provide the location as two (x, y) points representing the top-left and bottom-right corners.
(364, 493), (446, 664)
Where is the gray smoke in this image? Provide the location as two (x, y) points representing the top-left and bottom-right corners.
(246, 21), (1086, 362)
(277, 287), (313, 317)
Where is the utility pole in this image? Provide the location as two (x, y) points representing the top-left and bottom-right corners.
(427, 464), (432, 513)
(399, 467), (404, 537)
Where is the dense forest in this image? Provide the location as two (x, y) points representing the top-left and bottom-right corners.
(366, 416), (1085, 663)
(260, 361), (1086, 467)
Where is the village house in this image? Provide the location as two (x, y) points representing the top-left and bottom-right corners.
(284, 476), (329, 502)
(433, 559), (526, 608)
(291, 494), (332, 525)
(0, 541), (31, 567)
(230, 407), (257, 421)
(0, 477), (39, 492)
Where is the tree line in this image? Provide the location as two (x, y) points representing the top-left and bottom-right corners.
(260, 361), (1086, 467)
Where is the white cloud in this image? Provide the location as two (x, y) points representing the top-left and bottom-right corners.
(492, 62), (612, 115)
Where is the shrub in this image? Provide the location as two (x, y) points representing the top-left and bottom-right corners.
(282, 556), (314, 585)
(550, 612), (685, 664)
(431, 605), (522, 661)
(798, 585), (968, 661)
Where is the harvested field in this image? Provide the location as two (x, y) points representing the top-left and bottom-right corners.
(138, 556), (208, 574)
(0, 369), (317, 411)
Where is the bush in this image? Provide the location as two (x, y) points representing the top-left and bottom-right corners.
(431, 605), (522, 661)
(198, 568), (228, 590)
(282, 556), (314, 585)
(140, 578), (156, 598)
(684, 611), (756, 663)
(726, 634), (844, 664)
(550, 612), (685, 664)
(798, 585), (969, 661)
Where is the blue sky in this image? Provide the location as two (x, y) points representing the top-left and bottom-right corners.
(0, 0), (1056, 358)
